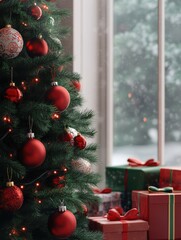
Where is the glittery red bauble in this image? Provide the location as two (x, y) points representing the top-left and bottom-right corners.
(4, 84), (23, 103)
(28, 3), (42, 20)
(47, 85), (70, 112)
(0, 25), (24, 59)
(59, 130), (74, 143)
(26, 36), (48, 58)
(21, 138), (46, 167)
(0, 182), (23, 211)
(71, 80), (81, 91)
(48, 210), (77, 238)
(74, 134), (86, 149)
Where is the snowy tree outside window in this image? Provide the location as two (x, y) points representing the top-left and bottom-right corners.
(113, 0), (181, 166)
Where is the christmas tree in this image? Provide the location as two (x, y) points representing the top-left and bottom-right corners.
(0, 1), (102, 239)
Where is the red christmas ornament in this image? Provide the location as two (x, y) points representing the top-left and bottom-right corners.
(47, 174), (65, 188)
(26, 35), (48, 58)
(0, 181), (23, 211)
(59, 128), (74, 144)
(28, 3), (42, 20)
(4, 82), (23, 103)
(47, 82), (70, 112)
(48, 203), (77, 239)
(0, 25), (24, 59)
(21, 132), (46, 168)
(74, 134), (86, 149)
(71, 80), (81, 91)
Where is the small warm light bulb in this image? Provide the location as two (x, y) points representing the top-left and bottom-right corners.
(51, 113), (60, 120)
(10, 228), (18, 236)
(20, 185), (24, 189)
(38, 200), (42, 204)
(53, 170), (58, 174)
(3, 116), (11, 123)
(128, 92), (132, 98)
(41, 4), (49, 10)
(21, 81), (27, 90)
(21, 22), (28, 27)
(36, 182), (40, 187)
(63, 167), (68, 173)
(143, 117), (147, 123)
(9, 153), (13, 158)
(8, 128), (12, 132)
(32, 77), (40, 83)
(21, 227), (27, 232)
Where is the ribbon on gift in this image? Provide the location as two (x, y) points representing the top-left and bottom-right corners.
(127, 158), (159, 167)
(168, 194), (175, 239)
(92, 187), (112, 194)
(106, 208), (139, 240)
(106, 207), (139, 221)
(148, 186), (173, 193)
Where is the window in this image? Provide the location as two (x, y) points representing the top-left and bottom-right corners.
(112, 0), (181, 166)
(113, 0), (158, 165)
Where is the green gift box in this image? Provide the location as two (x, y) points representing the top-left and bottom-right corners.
(106, 165), (160, 192)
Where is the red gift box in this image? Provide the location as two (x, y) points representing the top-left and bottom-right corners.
(132, 190), (181, 240)
(159, 167), (181, 190)
(88, 216), (149, 240)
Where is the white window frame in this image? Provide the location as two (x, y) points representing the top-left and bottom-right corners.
(73, 0), (165, 184)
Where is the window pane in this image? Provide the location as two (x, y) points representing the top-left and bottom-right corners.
(113, 0), (158, 165)
(165, 0), (181, 165)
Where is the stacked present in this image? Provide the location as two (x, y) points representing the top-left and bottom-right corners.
(88, 188), (121, 217)
(106, 158), (160, 211)
(88, 159), (181, 239)
(89, 208), (149, 240)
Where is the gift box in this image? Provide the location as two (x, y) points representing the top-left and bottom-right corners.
(88, 216), (149, 240)
(88, 192), (121, 216)
(106, 165), (160, 211)
(159, 167), (181, 190)
(106, 165), (160, 192)
(132, 190), (181, 240)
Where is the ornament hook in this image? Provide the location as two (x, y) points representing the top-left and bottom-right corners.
(7, 167), (13, 182)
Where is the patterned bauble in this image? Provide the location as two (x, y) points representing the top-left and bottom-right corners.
(4, 82), (23, 103)
(48, 203), (77, 239)
(74, 134), (86, 149)
(71, 159), (91, 174)
(47, 82), (70, 112)
(0, 25), (23, 59)
(21, 132), (46, 168)
(28, 3), (42, 20)
(0, 181), (23, 211)
(26, 35), (48, 58)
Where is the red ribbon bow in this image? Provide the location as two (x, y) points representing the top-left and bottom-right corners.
(127, 158), (159, 167)
(106, 207), (139, 221)
(92, 187), (112, 194)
